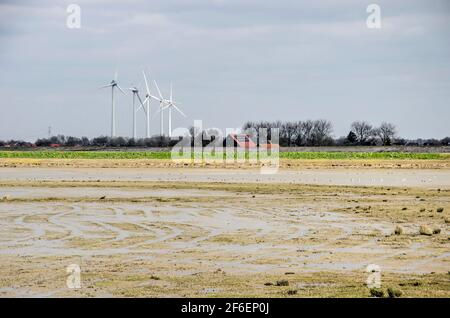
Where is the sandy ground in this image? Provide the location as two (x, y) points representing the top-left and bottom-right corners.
(1, 158), (450, 170)
(1, 167), (450, 188)
(0, 161), (449, 297)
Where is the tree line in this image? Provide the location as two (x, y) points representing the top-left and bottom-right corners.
(242, 120), (450, 147)
(0, 135), (176, 148)
(0, 120), (449, 148)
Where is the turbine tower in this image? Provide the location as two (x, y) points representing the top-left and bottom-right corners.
(165, 83), (186, 138)
(99, 71), (126, 137)
(126, 84), (147, 139)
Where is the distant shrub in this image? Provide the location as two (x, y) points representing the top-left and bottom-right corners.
(419, 225), (433, 236)
(276, 280), (289, 286)
(394, 226), (403, 235)
(387, 287), (402, 298)
(369, 288), (384, 298)
(287, 290), (297, 295)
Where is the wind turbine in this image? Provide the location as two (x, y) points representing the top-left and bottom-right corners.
(165, 83), (186, 138)
(152, 80), (168, 137)
(99, 71), (126, 137)
(126, 84), (148, 139)
(151, 81), (186, 137)
(141, 71), (160, 138)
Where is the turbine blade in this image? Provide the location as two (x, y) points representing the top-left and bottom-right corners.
(99, 84), (113, 89)
(136, 101), (147, 115)
(142, 70), (151, 95)
(137, 94), (146, 109)
(140, 97), (149, 115)
(117, 85), (126, 95)
(172, 104), (186, 117)
(149, 94), (162, 102)
(155, 101), (169, 113)
(154, 80), (163, 99)
(170, 83), (173, 102)
(114, 69), (118, 81)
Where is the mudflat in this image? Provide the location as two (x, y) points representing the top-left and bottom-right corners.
(0, 163), (449, 297)
(1, 166), (450, 188)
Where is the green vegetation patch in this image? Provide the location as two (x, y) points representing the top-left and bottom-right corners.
(0, 151), (171, 160)
(280, 152), (450, 160)
(0, 150), (449, 160)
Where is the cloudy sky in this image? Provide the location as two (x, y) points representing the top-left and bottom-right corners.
(0, 0), (449, 141)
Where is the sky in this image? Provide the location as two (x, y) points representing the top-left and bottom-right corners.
(0, 0), (449, 141)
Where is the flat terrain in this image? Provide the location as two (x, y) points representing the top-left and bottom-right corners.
(1, 167), (450, 188)
(0, 158), (449, 297)
(1, 150), (450, 160)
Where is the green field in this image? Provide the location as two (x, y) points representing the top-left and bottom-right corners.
(280, 152), (450, 160)
(0, 151), (449, 160)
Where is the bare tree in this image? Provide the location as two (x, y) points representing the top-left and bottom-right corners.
(350, 121), (374, 145)
(242, 121), (253, 131)
(291, 121), (301, 145)
(301, 120), (315, 146)
(374, 122), (396, 146)
(282, 122), (296, 146)
(311, 119), (333, 146)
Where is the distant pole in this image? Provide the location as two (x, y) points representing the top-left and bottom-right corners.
(48, 126), (52, 138)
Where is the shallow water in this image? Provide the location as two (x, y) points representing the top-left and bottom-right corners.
(1, 167), (449, 187)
